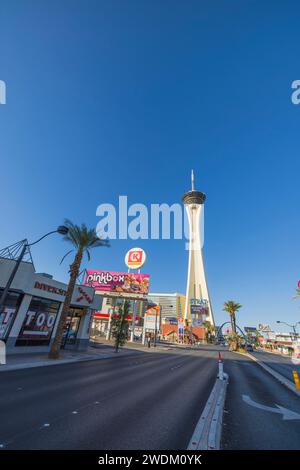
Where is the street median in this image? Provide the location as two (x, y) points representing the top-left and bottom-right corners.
(187, 368), (228, 450)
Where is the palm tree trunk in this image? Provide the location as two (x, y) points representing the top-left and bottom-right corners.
(48, 248), (83, 359)
(115, 307), (124, 353)
(230, 313), (235, 333)
(233, 313), (237, 334)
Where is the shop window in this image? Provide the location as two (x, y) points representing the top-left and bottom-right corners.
(0, 290), (23, 341)
(16, 296), (60, 347)
(61, 307), (85, 347)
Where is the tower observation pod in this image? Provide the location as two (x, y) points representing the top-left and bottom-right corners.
(182, 170), (214, 326)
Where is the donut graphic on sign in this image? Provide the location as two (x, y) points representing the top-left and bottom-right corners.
(125, 248), (146, 270)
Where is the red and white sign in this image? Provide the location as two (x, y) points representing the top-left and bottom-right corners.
(125, 248), (146, 270)
(94, 312), (141, 321)
(76, 286), (93, 304)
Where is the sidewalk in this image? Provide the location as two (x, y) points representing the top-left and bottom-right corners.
(0, 341), (148, 373)
(255, 347), (291, 357)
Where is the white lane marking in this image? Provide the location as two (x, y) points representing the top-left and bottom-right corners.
(242, 394), (300, 420)
(41, 423), (50, 428)
(72, 411), (78, 414)
(170, 363), (184, 370)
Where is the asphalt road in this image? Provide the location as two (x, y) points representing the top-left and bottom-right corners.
(0, 346), (218, 450)
(221, 351), (300, 449)
(251, 350), (300, 382)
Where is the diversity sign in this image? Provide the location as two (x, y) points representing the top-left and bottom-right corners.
(85, 270), (150, 294)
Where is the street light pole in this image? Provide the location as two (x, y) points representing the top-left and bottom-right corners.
(0, 242), (27, 315)
(154, 305), (161, 347)
(0, 226), (68, 317)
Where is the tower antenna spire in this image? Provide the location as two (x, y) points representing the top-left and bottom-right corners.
(191, 169), (195, 191)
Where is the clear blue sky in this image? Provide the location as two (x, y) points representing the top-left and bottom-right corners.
(1, 0), (300, 331)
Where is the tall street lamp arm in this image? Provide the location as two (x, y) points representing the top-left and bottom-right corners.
(28, 230), (62, 247)
(277, 321), (293, 328)
(277, 320), (299, 335)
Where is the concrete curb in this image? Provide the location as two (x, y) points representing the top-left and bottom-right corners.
(233, 351), (300, 398)
(187, 372), (229, 450)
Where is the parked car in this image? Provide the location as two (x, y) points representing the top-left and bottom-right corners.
(246, 344), (254, 352)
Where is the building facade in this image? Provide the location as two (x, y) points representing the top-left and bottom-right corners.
(90, 294), (146, 340)
(0, 258), (101, 353)
(147, 292), (186, 321)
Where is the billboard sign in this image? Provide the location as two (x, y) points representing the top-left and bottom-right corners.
(178, 317), (184, 336)
(144, 306), (160, 331)
(258, 324), (272, 332)
(85, 270), (149, 295)
(190, 298), (208, 306)
(190, 304), (203, 315)
(190, 298), (208, 325)
(125, 248), (146, 270)
(192, 316), (203, 327)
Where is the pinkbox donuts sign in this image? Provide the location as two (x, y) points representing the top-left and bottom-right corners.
(85, 270), (149, 294)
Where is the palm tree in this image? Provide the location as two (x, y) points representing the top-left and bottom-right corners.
(111, 300), (130, 353)
(203, 320), (216, 343)
(223, 300), (242, 334)
(48, 219), (109, 359)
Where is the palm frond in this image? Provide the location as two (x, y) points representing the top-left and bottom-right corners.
(223, 300), (242, 314)
(294, 288), (300, 299)
(59, 249), (74, 265)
